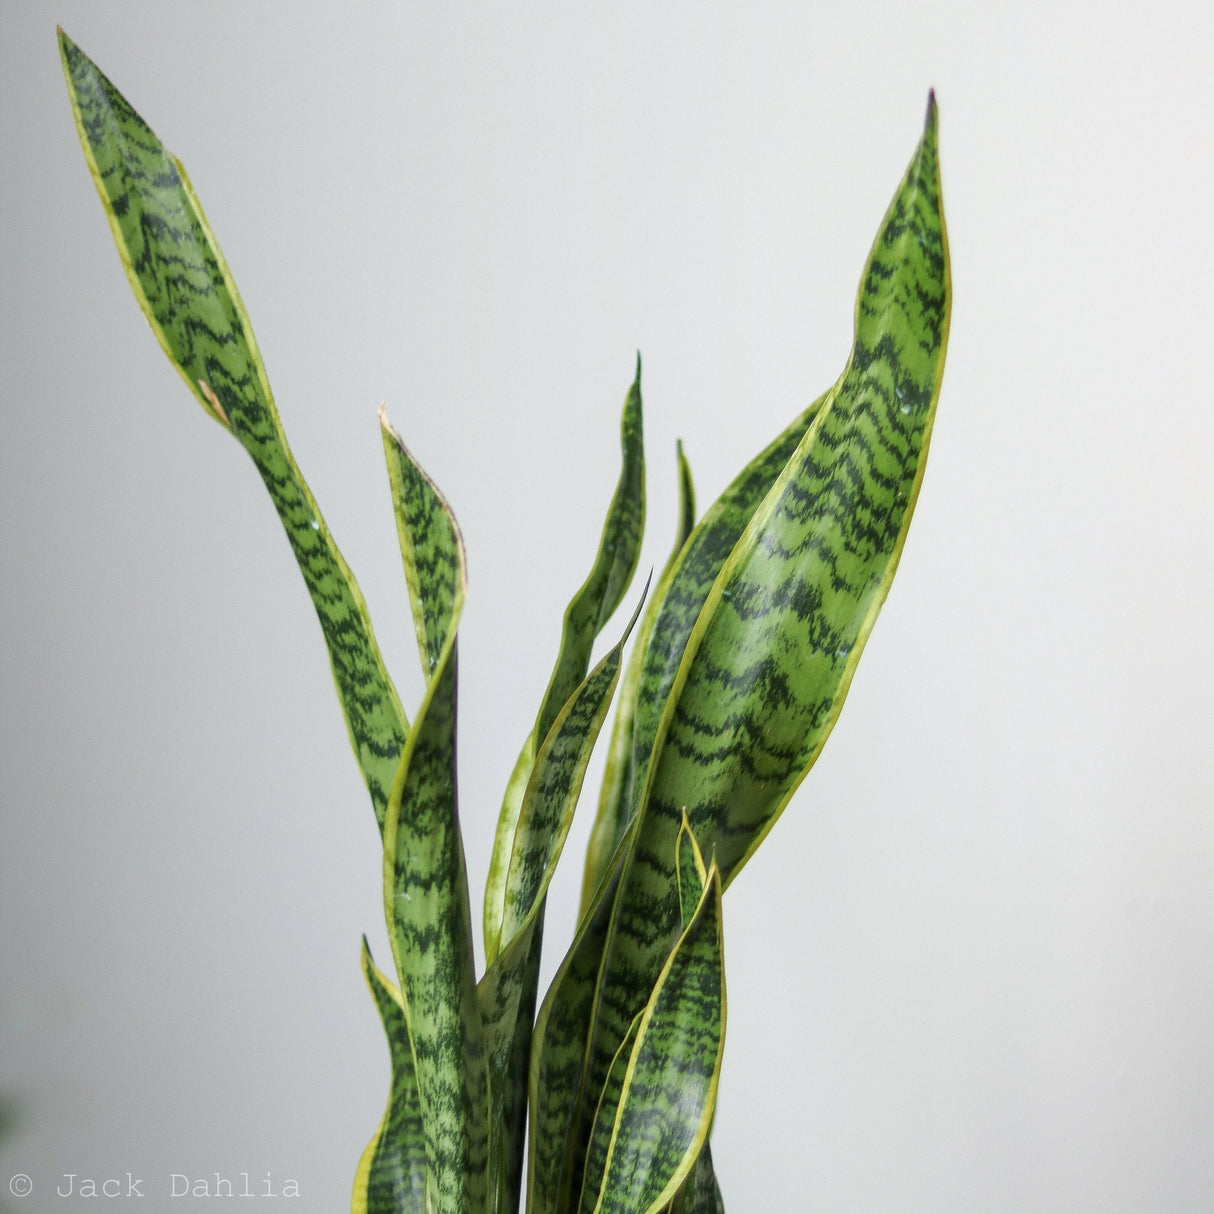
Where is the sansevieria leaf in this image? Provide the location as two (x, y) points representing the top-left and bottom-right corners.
(380, 433), (487, 1214)
(582, 866), (725, 1214)
(581, 389), (830, 908)
(353, 940), (427, 1214)
(58, 31), (408, 831)
(527, 818), (641, 1214)
(582, 92), (950, 1179)
(485, 365), (645, 964)
(478, 599), (643, 1214)
(583, 442), (697, 911)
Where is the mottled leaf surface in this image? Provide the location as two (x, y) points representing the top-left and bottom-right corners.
(585, 94), (950, 1171)
(485, 366), (645, 962)
(381, 445), (486, 1213)
(59, 31), (408, 830)
(526, 820), (639, 1214)
(580, 389), (828, 908)
(382, 408), (466, 680)
(478, 608), (637, 1214)
(587, 870), (725, 1214)
(353, 941), (427, 1214)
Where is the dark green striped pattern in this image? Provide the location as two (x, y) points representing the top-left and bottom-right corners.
(381, 409), (466, 679)
(664, 1143), (724, 1214)
(65, 32), (951, 1213)
(59, 32), (408, 831)
(577, 1011), (644, 1214)
(581, 390), (829, 907)
(381, 439), (486, 1214)
(527, 820), (640, 1214)
(535, 362), (645, 742)
(583, 441), (698, 911)
(353, 941), (427, 1214)
(485, 366), (645, 963)
(579, 95), (950, 1195)
(584, 870), (725, 1214)
(477, 606), (638, 1212)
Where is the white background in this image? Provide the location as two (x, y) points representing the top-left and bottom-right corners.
(2, 1), (1212, 1209)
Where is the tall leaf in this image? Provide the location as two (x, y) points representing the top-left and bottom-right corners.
(59, 31), (408, 831)
(581, 389), (829, 908)
(478, 601), (642, 1214)
(526, 820), (639, 1214)
(380, 435), (487, 1213)
(484, 364), (645, 963)
(584, 92), (950, 1174)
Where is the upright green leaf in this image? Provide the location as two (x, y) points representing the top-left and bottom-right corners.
(381, 442), (486, 1214)
(59, 31), (408, 830)
(584, 93), (950, 1165)
(583, 442), (699, 910)
(352, 940), (427, 1214)
(381, 408), (466, 679)
(536, 360), (646, 742)
(576, 1011), (645, 1214)
(665, 821), (723, 1214)
(580, 389), (829, 909)
(583, 869), (726, 1214)
(586, 820), (722, 1214)
(526, 820), (639, 1214)
(485, 365), (645, 963)
(477, 603), (640, 1214)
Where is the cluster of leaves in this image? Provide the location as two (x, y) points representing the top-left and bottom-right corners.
(60, 29), (949, 1214)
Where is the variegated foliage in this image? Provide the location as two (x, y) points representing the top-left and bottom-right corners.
(61, 29), (949, 1214)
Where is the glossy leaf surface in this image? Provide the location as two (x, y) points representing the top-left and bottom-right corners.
(582, 94), (950, 1184)
(581, 390), (828, 908)
(586, 869), (725, 1214)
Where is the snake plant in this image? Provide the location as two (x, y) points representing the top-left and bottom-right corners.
(60, 28), (949, 1214)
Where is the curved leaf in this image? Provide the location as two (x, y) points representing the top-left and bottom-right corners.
(585, 92), (950, 1163)
(580, 389), (829, 909)
(665, 1142), (724, 1214)
(485, 364), (645, 963)
(586, 869), (725, 1214)
(526, 819), (638, 1214)
(352, 940), (427, 1214)
(381, 408), (466, 679)
(59, 31), (408, 831)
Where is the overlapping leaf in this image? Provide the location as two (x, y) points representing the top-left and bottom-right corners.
(485, 364), (645, 965)
(478, 598), (643, 1214)
(577, 94), (951, 1193)
(353, 941), (427, 1214)
(527, 817), (641, 1214)
(59, 31), (408, 830)
(64, 34), (950, 1214)
(581, 389), (830, 908)
(581, 865), (725, 1214)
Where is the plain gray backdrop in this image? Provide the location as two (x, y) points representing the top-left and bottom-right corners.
(3, 1), (1213, 1209)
